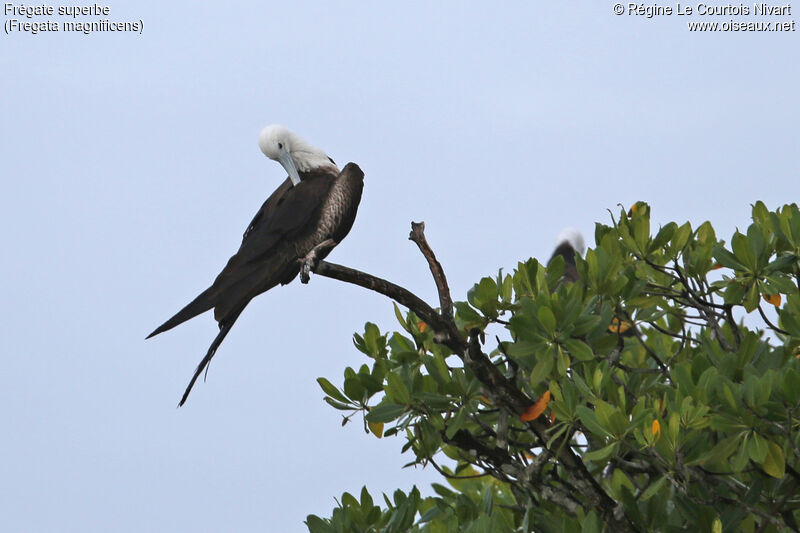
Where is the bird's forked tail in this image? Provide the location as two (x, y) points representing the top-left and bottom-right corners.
(178, 307), (244, 407)
(146, 285), (217, 339)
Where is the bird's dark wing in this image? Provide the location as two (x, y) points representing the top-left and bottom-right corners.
(207, 172), (336, 322)
(240, 178), (292, 243)
(146, 171), (336, 338)
(222, 172), (335, 269)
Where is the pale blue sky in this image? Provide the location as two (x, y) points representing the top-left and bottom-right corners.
(1, 2), (797, 531)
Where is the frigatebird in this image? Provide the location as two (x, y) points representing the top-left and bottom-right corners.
(147, 125), (364, 405)
(547, 228), (635, 335)
(548, 228), (585, 282)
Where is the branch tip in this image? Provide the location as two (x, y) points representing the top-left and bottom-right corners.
(408, 221), (455, 322)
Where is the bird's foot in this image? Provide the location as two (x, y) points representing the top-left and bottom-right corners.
(300, 239), (337, 284)
(300, 260), (313, 284)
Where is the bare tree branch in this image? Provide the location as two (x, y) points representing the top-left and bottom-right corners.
(409, 221), (455, 322)
(312, 260), (465, 352)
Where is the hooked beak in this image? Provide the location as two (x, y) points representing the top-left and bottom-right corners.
(278, 151), (301, 186)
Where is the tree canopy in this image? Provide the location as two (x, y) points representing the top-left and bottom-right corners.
(306, 202), (800, 533)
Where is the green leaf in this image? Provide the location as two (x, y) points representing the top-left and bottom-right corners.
(640, 475), (667, 501)
(652, 222), (676, 250)
(752, 201), (770, 227)
(668, 412), (680, 444)
(780, 307), (800, 337)
(713, 245), (745, 270)
(317, 377), (349, 403)
(670, 363), (693, 394)
(513, 258), (540, 297)
(669, 222), (692, 256)
(479, 484), (494, 515)
(698, 221), (718, 245)
(359, 373), (384, 396)
(505, 340), (542, 360)
(501, 272), (513, 302)
(611, 469), (635, 498)
(366, 402), (406, 423)
(363, 322), (386, 358)
(706, 434), (742, 465)
(764, 272), (797, 294)
(388, 332), (415, 358)
(417, 505), (442, 524)
(632, 213), (650, 252)
(743, 375), (760, 408)
(529, 347), (556, 386)
(762, 440), (786, 478)
(564, 339), (594, 361)
(743, 282), (760, 312)
(385, 373), (410, 405)
(747, 223), (767, 268)
(582, 511), (602, 533)
(305, 515), (334, 533)
(748, 432), (768, 463)
(583, 442), (618, 463)
(723, 281), (747, 306)
(731, 231), (755, 271)
(468, 277), (499, 316)
(556, 345), (570, 376)
(538, 307), (557, 336)
(454, 301), (484, 330)
(421, 357), (443, 385)
(732, 435), (751, 471)
(323, 397), (355, 411)
(367, 421), (384, 438)
(546, 254), (565, 284)
(344, 377), (366, 402)
(576, 405), (613, 439)
(445, 408), (468, 440)
(360, 486), (374, 508)
(721, 384), (739, 410)
(765, 253), (798, 275)
(782, 369), (800, 403)
(393, 302), (409, 332)
(432, 353), (451, 382)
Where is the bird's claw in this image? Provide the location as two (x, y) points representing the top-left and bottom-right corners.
(300, 249), (320, 284)
(300, 256), (315, 284)
(299, 239), (336, 285)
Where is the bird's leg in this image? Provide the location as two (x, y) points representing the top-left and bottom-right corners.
(300, 239), (337, 284)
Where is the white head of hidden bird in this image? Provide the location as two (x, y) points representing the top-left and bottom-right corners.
(555, 227), (585, 256)
(148, 125), (364, 406)
(258, 125), (339, 186)
(550, 228), (586, 283)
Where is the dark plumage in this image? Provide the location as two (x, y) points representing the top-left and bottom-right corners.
(147, 126), (364, 405)
(548, 229), (584, 283)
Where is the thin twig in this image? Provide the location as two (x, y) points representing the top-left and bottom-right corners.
(757, 304), (790, 335)
(428, 457), (489, 480)
(723, 304), (742, 348)
(630, 326), (670, 371)
(409, 221), (455, 322)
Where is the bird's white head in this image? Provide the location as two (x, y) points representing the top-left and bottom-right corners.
(555, 228), (586, 256)
(258, 125), (339, 186)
